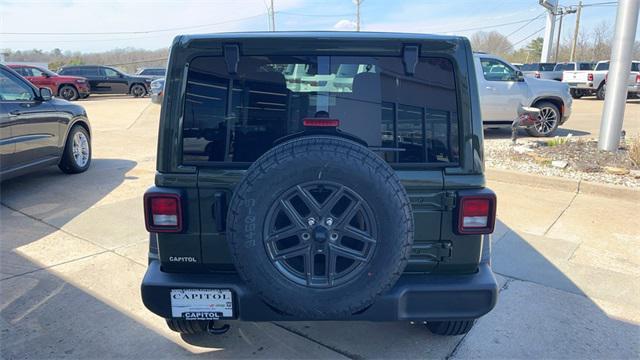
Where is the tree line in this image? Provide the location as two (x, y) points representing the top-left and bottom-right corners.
(471, 20), (639, 64)
(4, 47), (169, 74)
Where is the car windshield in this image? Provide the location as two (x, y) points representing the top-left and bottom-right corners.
(181, 55), (460, 165)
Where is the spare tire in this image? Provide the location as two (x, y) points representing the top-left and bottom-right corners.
(226, 136), (414, 318)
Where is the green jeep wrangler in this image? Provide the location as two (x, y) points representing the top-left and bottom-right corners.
(141, 32), (498, 337)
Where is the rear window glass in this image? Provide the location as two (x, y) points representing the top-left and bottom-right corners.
(554, 63), (575, 71)
(579, 63), (593, 70)
(181, 55), (460, 165)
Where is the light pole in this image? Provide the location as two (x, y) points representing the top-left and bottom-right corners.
(539, 0), (558, 62)
(598, 0), (640, 151)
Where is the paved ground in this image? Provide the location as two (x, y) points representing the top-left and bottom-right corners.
(1, 96), (639, 359)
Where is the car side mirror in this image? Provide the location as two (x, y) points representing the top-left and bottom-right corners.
(515, 70), (525, 82)
(39, 87), (53, 101)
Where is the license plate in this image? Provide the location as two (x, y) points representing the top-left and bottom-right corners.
(170, 289), (233, 320)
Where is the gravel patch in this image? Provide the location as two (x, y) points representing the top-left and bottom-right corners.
(485, 137), (640, 188)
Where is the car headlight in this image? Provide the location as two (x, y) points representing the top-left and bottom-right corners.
(76, 79), (86, 84)
(151, 81), (163, 89)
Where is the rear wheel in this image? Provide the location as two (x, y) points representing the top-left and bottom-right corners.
(569, 89), (582, 99)
(58, 85), (79, 101)
(426, 320), (475, 336)
(165, 319), (208, 334)
(130, 84), (146, 97)
(596, 84), (606, 100)
(526, 101), (560, 137)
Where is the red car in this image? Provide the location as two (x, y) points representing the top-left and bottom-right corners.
(8, 64), (90, 101)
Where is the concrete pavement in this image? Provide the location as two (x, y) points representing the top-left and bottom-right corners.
(1, 96), (638, 359)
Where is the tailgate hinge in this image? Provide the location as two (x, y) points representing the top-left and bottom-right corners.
(443, 191), (457, 211)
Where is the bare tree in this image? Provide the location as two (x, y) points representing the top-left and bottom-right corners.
(470, 31), (513, 58)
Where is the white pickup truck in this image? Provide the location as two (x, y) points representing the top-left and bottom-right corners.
(562, 60), (640, 100)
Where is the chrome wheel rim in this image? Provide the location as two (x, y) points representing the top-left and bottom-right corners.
(264, 181), (377, 288)
(534, 107), (558, 135)
(72, 132), (89, 167)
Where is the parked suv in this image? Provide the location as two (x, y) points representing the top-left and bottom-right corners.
(141, 32), (498, 337)
(476, 54), (572, 136)
(0, 64), (92, 180)
(58, 65), (152, 97)
(8, 64), (90, 101)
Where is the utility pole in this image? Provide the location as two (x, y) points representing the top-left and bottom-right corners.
(598, 0), (639, 151)
(354, 0), (363, 31)
(570, 1), (582, 61)
(269, 0), (276, 31)
(539, 0), (558, 62)
(555, 6), (577, 62)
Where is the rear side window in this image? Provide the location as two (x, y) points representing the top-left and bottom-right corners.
(554, 63), (575, 71)
(12, 67), (31, 77)
(595, 62), (609, 71)
(181, 55), (460, 166)
(540, 63), (555, 71)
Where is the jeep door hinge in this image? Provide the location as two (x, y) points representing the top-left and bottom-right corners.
(443, 191), (457, 211)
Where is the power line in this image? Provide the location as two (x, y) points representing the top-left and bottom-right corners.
(442, 16), (547, 34)
(1, 13), (267, 36)
(504, 12), (546, 38)
(277, 11), (356, 17)
(511, 25), (547, 47)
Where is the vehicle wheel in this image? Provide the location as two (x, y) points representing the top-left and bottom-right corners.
(226, 136), (414, 319)
(165, 319), (208, 334)
(526, 101), (560, 137)
(58, 85), (79, 101)
(58, 125), (91, 174)
(130, 84), (147, 97)
(569, 89), (582, 99)
(426, 320), (475, 336)
(596, 84), (606, 100)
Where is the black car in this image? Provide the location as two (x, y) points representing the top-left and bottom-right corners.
(141, 32), (498, 337)
(0, 64), (92, 180)
(58, 65), (152, 97)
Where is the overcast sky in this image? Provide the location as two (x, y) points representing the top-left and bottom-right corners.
(0, 0), (632, 53)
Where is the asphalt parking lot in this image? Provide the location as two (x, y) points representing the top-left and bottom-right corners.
(1, 95), (639, 359)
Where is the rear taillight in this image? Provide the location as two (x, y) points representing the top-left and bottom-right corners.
(534, 72), (541, 78)
(303, 118), (340, 127)
(456, 193), (496, 235)
(635, 74), (639, 83)
(144, 193), (182, 232)
(587, 73), (594, 82)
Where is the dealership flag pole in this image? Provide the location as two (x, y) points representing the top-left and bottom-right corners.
(598, 0), (639, 151)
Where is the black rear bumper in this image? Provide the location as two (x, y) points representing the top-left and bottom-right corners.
(141, 260), (498, 322)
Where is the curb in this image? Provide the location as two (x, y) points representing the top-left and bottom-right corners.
(486, 168), (640, 202)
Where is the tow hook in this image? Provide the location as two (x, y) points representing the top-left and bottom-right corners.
(207, 321), (231, 335)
